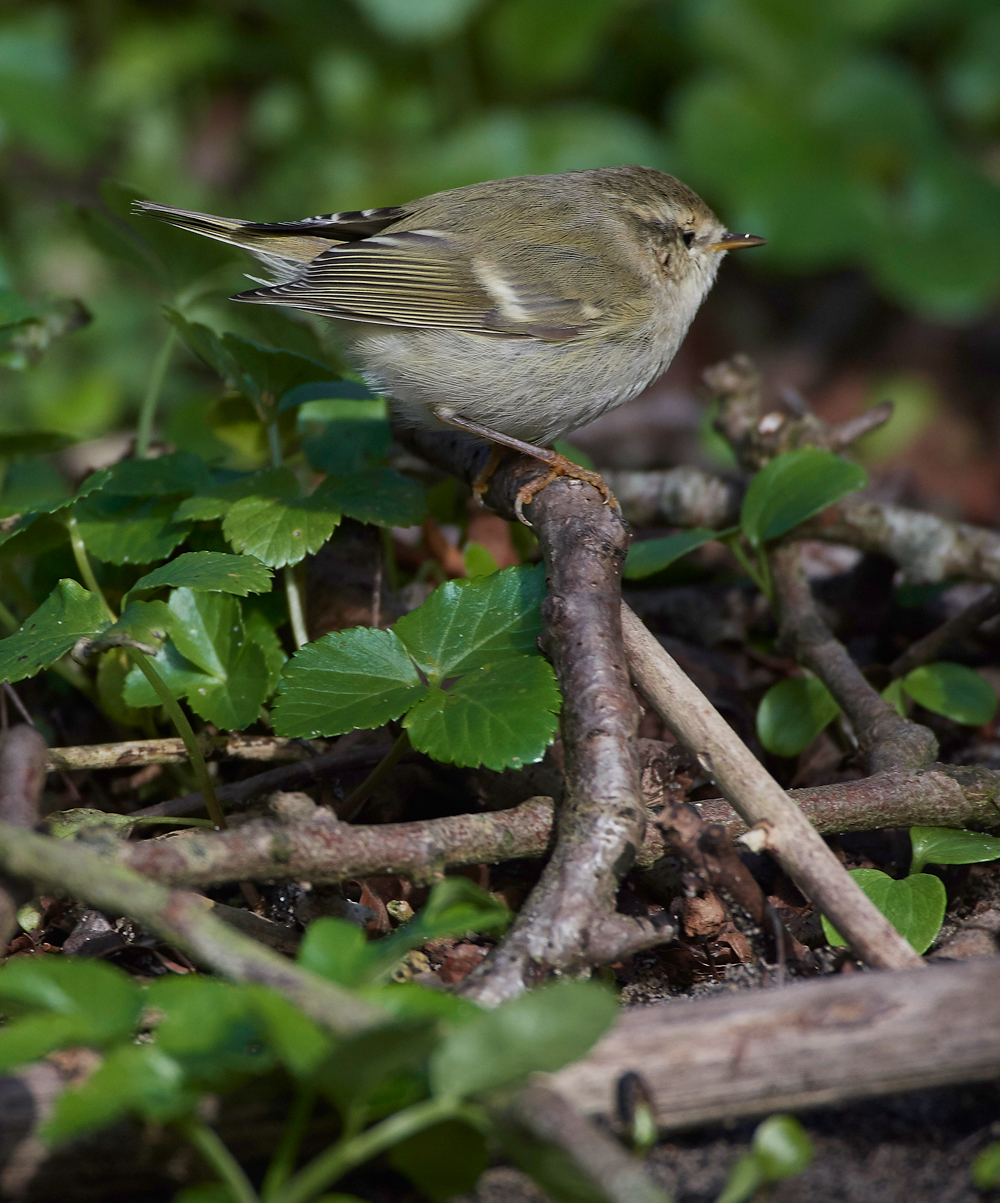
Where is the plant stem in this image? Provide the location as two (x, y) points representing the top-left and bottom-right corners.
(136, 326), (177, 459)
(341, 729), (410, 817)
(66, 513), (114, 620)
(177, 1116), (261, 1203)
(274, 1096), (459, 1203)
(261, 1085), (317, 1201)
(283, 566), (309, 651)
(125, 649), (227, 831)
(721, 533), (770, 599)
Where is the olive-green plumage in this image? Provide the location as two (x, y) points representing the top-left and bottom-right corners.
(135, 166), (762, 446)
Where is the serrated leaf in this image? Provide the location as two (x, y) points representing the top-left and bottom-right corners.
(901, 661), (999, 726)
(0, 513), (68, 560)
(909, 826), (1000, 874)
(404, 656), (560, 770)
(43, 1044), (191, 1144)
(124, 590), (269, 729)
(222, 490), (342, 568)
(97, 451), (210, 498)
(393, 564), (546, 681)
(756, 676), (841, 757)
(0, 580), (108, 683)
(166, 310), (243, 382)
(73, 494), (191, 565)
(821, 868), (946, 954)
(174, 466), (297, 523)
(624, 527), (725, 580)
(314, 468), (426, 528)
(219, 334), (338, 407)
(76, 203), (168, 285)
(127, 551), (272, 599)
(245, 607), (286, 694)
(430, 980), (618, 1100)
(740, 448), (868, 548)
(273, 627), (427, 738)
(94, 599), (173, 651)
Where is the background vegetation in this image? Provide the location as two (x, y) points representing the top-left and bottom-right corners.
(1, 0), (999, 482)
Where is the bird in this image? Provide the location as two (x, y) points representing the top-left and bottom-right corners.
(135, 166), (764, 516)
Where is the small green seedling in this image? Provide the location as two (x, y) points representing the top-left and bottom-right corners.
(823, 825), (1000, 954)
(715, 1114), (814, 1203)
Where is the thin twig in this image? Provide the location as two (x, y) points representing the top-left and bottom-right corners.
(46, 734), (342, 772)
(890, 583), (1000, 679)
(0, 725), (47, 945)
(620, 604), (923, 970)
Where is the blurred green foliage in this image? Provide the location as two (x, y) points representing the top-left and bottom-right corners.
(1, 0), (999, 439)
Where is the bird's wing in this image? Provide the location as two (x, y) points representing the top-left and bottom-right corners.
(232, 229), (608, 342)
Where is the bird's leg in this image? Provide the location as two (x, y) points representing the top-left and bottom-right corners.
(471, 445), (508, 498)
(429, 405), (618, 524)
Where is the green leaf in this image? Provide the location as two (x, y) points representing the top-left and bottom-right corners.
(73, 494), (191, 565)
(901, 661), (998, 726)
(314, 469), (427, 529)
(388, 1120), (490, 1202)
(624, 527), (723, 580)
(127, 551), (272, 599)
(245, 607), (287, 694)
(219, 334), (338, 406)
(464, 542), (500, 578)
(740, 448), (868, 549)
(76, 203), (168, 286)
(404, 656), (561, 770)
(222, 490), (342, 568)
(0, 579), (108, 683)
(821, 868), (946, 954)
(145, 975), (273, 1084)
(882, 677), (907, 716)
(429, 980), (618, 1100)
(245, 986), (334, 1079)
(303, 416), (392, 475)
(752, 1114), (814, 1179)
(173, 467), (297, 523)
(0, 956), (141, 1069)
(393, 564), (546, 681)
(273, 627), (427, 738)
(123, 590), (269, 729)
(322, 1019), (439, 1112)
(360, 877), (512, 984)
(92, 599), (172, 652)
(297, 917), (374, 988)
(97, 451), (210, 498)
(279, 379), (376, 413)
(166, 311), (243, 383)
(715, 1153), (764, 1203)
(756, 676), (841, 757)
(0, 431), (74, 458)
(43, 1044), (191, 1144)
(909, 826), (1000, 875)
(972, 1141), (1000, 1189)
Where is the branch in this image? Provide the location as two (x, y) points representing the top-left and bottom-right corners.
(46, 734), (343, 772)
(770, 542), (938, 772)
(890, 583), (1000, 679)
(398, 427), (674, 1004)
(0, 726), (47, 945)
(550, 957), (1000, 1131)
(620, 605), (922, 970)
(0, 819), (382, 1035)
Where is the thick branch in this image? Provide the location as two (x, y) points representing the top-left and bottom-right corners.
(0, 820), (381, 1035)
(550, 957), (1000, 1131)
(621, 605), (922, 970)
(400, 427), (672, 1004)
(770, 542), (938, 772)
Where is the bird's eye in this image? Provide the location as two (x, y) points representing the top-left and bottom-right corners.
(682, 230), (695, 249)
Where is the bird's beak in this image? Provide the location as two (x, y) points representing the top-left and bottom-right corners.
(708, 232), (767, 252)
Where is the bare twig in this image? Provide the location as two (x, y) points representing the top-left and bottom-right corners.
(620, 605), (922, 970)
(890, 583), (1000, 679)
(551, 957), (1000, 1132)
(132, 743), (391, 818)
(46, 734), (343, 772)
(0, 818), (382, 1034)
(0, 726), (47, 944)
(399, 426), (675, 1004)
(770, 542), (938, 772)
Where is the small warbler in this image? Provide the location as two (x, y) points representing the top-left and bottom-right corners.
(136, 166), (763, 512)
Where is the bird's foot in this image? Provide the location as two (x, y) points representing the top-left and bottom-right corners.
(514, 454), (619, 525)
(471, 446), (508, 498)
